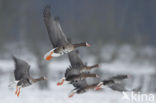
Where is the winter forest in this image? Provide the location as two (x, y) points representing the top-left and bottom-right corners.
(0, 0), (156, 103)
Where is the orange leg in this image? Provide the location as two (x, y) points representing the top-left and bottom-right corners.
(68, 92), (75, 98)
(15, 86), (18, 94)
(95, 87), (102, 91)
(68, 94), (74, 98)
(57, 82), (60, 86)
(45, 51), (53, 61)
(95, 83), (103, 91)
(60, 79), (65, 85)
(57, 78), (65, 86)
(17, 88), (20, 97)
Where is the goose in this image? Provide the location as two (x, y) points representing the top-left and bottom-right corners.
(68, 50), (99, 73)
(68, 79), (99, 98)
(95, 75), (128, 90)
(57, 50), (99, 86)
(43, 6), (90, 61)
(69, 75), (128, 97)
(12, 56), (47, 97)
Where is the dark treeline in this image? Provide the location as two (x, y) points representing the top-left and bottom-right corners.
(0, 0), (156, 52)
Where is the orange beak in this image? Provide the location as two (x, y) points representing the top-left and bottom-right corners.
(45, 51), (53, 61)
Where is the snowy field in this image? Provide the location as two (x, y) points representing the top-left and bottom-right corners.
(0, 57), (156, 103)
(1, 81), (156, 103)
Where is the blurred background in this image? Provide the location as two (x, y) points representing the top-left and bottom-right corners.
(0, 0), (156, 103)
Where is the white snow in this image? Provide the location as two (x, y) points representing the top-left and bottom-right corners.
(0, 44), (156, 103)
(1, 80), (155, 103)
(101, 61), (155, 75)
(0, 59), (156, 103)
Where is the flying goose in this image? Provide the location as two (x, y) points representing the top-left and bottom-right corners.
(12, 56), (47, 97)
(69, 75), (128, 97)
(57, 50), (99, 86)
(43, 6), (90, 61)
(95, 75), (128, 90)
(68, 79), (99, 98)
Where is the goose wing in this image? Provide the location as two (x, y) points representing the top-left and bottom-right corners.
(65, 51), (85, 79)
(101, 75), (128, 85)
(43, 6), (69, 48)
(65, 66), (80, 78)
(68, 50), (84, 68)
(13, 56), (30, 80)
(108, 75), (128, 83)
(108, 75), (128, 91)
(109, 84), (128, 92)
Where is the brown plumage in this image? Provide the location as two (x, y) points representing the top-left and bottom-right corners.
(69, 75), (128, 97)
(43, 6), (90, 61)
(68, 50), (99, 72)
(57, 50), (99, 86)
(12, 56), (47, 97)
(68, 80), (99, 97)
(95, 75), (128, 90)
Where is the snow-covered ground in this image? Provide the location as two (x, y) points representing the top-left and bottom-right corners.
(1, 81), (156, 103)
(0, 74), (154, 103)
(0, 58), (156, 103)
(0, 44), (156, 103)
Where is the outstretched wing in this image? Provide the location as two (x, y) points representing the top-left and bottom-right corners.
(109, 84), (128, 92)
(109, 75), (128, 83)
(13, 56), (30, 80)
(68, 50), (84, 68)
(43, 6), (69, 48)
(65, 66), (80, 78)
(102, 75), (128, 86)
